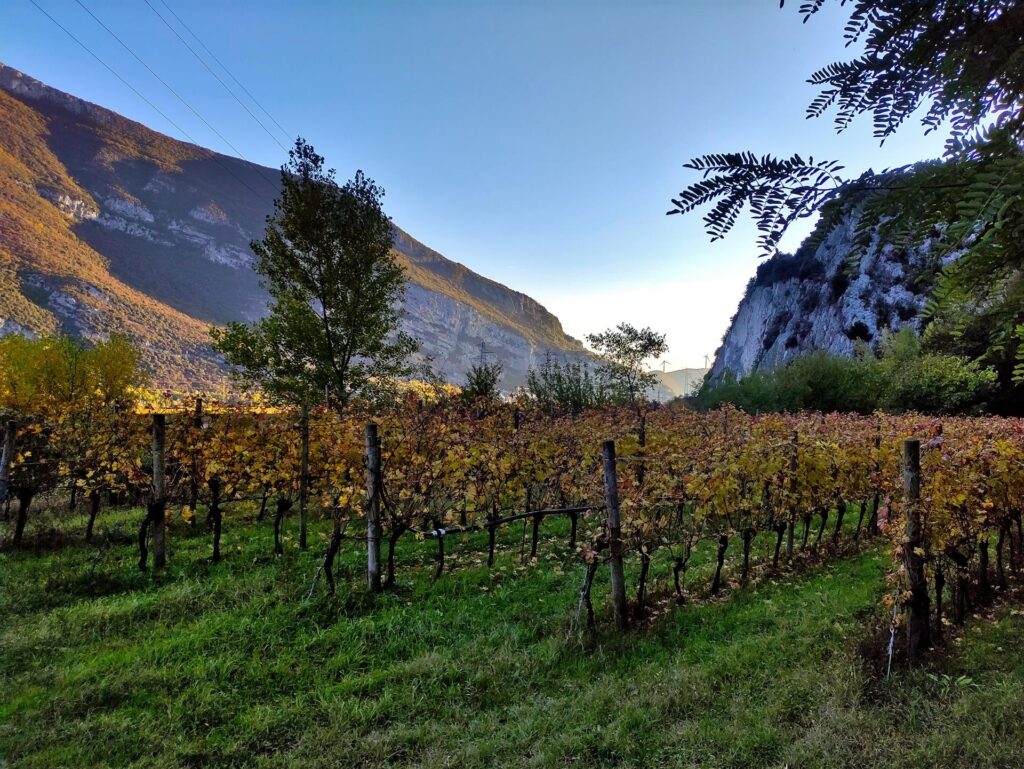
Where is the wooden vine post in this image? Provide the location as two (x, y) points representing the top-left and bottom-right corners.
(0, 419), (14, 505)
(602, 439), (628, 630)
(188, 397), (203, 522)
(902, 437), (930, 663)
(208, 477), (223, 562)
(299, 405), (310, 551)
(868, 418), (882, 535)
(151, 413), (167, 570)
(786, 430), (798, 560)
(366, 423), (383, 592)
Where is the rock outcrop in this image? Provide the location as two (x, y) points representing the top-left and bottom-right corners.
(710, 211), (939, 382)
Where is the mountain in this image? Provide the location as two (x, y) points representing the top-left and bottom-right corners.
(0, 64), (585, 388)
(709, 208), (937, 383)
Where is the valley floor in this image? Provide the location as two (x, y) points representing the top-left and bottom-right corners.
(1, 507), (1023, 768)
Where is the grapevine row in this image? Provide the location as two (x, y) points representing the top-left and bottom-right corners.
(2, 394), (1022, 657)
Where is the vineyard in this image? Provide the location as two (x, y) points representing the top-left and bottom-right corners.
(3, 391), (1023, 663)
(4, 390), (1024, 767)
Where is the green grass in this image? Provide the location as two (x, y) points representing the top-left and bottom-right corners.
(2, 504), (1024, 768)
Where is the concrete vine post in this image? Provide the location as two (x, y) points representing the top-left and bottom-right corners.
(366, 423), (383, 592)
(602, 439), (628, 630)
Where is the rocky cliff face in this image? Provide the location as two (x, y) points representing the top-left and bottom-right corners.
(0, 64), (583, 388)
(709, 211), (940, 382)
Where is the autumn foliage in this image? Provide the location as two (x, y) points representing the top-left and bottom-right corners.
(3, 358), (1023, 654)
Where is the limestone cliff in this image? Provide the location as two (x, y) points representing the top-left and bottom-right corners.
(709, 211), (940, 382)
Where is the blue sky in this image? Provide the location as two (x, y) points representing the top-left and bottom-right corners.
(3, 0), (948, 369)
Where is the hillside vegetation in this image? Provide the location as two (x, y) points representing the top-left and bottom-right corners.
(0, 64), (584, 388)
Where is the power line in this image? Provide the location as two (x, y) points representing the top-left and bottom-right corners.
(27, 0), (190, 142)
(142, 0), (290, 153)
(72, 0), (279, 195)
(27, 0), (276, 209)
(154, 0), (293, 145)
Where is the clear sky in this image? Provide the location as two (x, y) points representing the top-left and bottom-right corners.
(2, 0), (948, 369)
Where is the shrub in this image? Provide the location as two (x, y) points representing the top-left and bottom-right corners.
(461, 361), (503, 403)
(696, 328), (995, 415)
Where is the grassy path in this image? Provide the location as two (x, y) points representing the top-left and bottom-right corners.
(2, 508), (1023, 768)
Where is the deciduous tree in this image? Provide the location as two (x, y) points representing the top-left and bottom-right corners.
(212, 138), (417, 410)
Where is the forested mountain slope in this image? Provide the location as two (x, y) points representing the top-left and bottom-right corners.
(0, 64), (584, 387)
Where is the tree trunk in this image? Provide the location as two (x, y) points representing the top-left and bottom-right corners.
(486, 522), (497, 567)
(323, 516), (342, 596)
(1013, 510), (1024, 571)
(138, 500), (165, 572)
(673, 554), (690, 604)
(831, 501), (846, 545)
(996, 522), (1008, 589)
(671, 557), (688, 606)
(710, 534), (728, 596)
(934, 562), (945, 643)
(12, 489), (33, 546)
(257, 486), (269, 522)
(772, 521), (785, 568)
(85, 490), (101, 543)
(209, 478), (223, 562)
(138, 508), (150, 571)
(741, 527), (754, 583)
(433, 522), (445, 581)
(868, 492), (880, 536)
(273, 497), (292, 556)
(978, 537), (990, 598)
(582, 560), (599, 630)
(955, 567), (969, 624)
(636, 550), (651, 609)
(384, 524), (404, 588)
(0, 420), (14, 509)
(800, 512), (812, 550)
(854, 497), (868, 542)
(814, 508), (829, 549)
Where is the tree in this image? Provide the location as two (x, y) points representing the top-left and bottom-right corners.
(212, 138), (417, 409)
(586, 323), (668, 406)
(526, 356), (612, 415)
(461, 361), (503, 403)
(695, 328), (995, 415)
(874, 328), (997, 414)
(669, 1), (1024, 400)
(0, 334), (145, 545)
